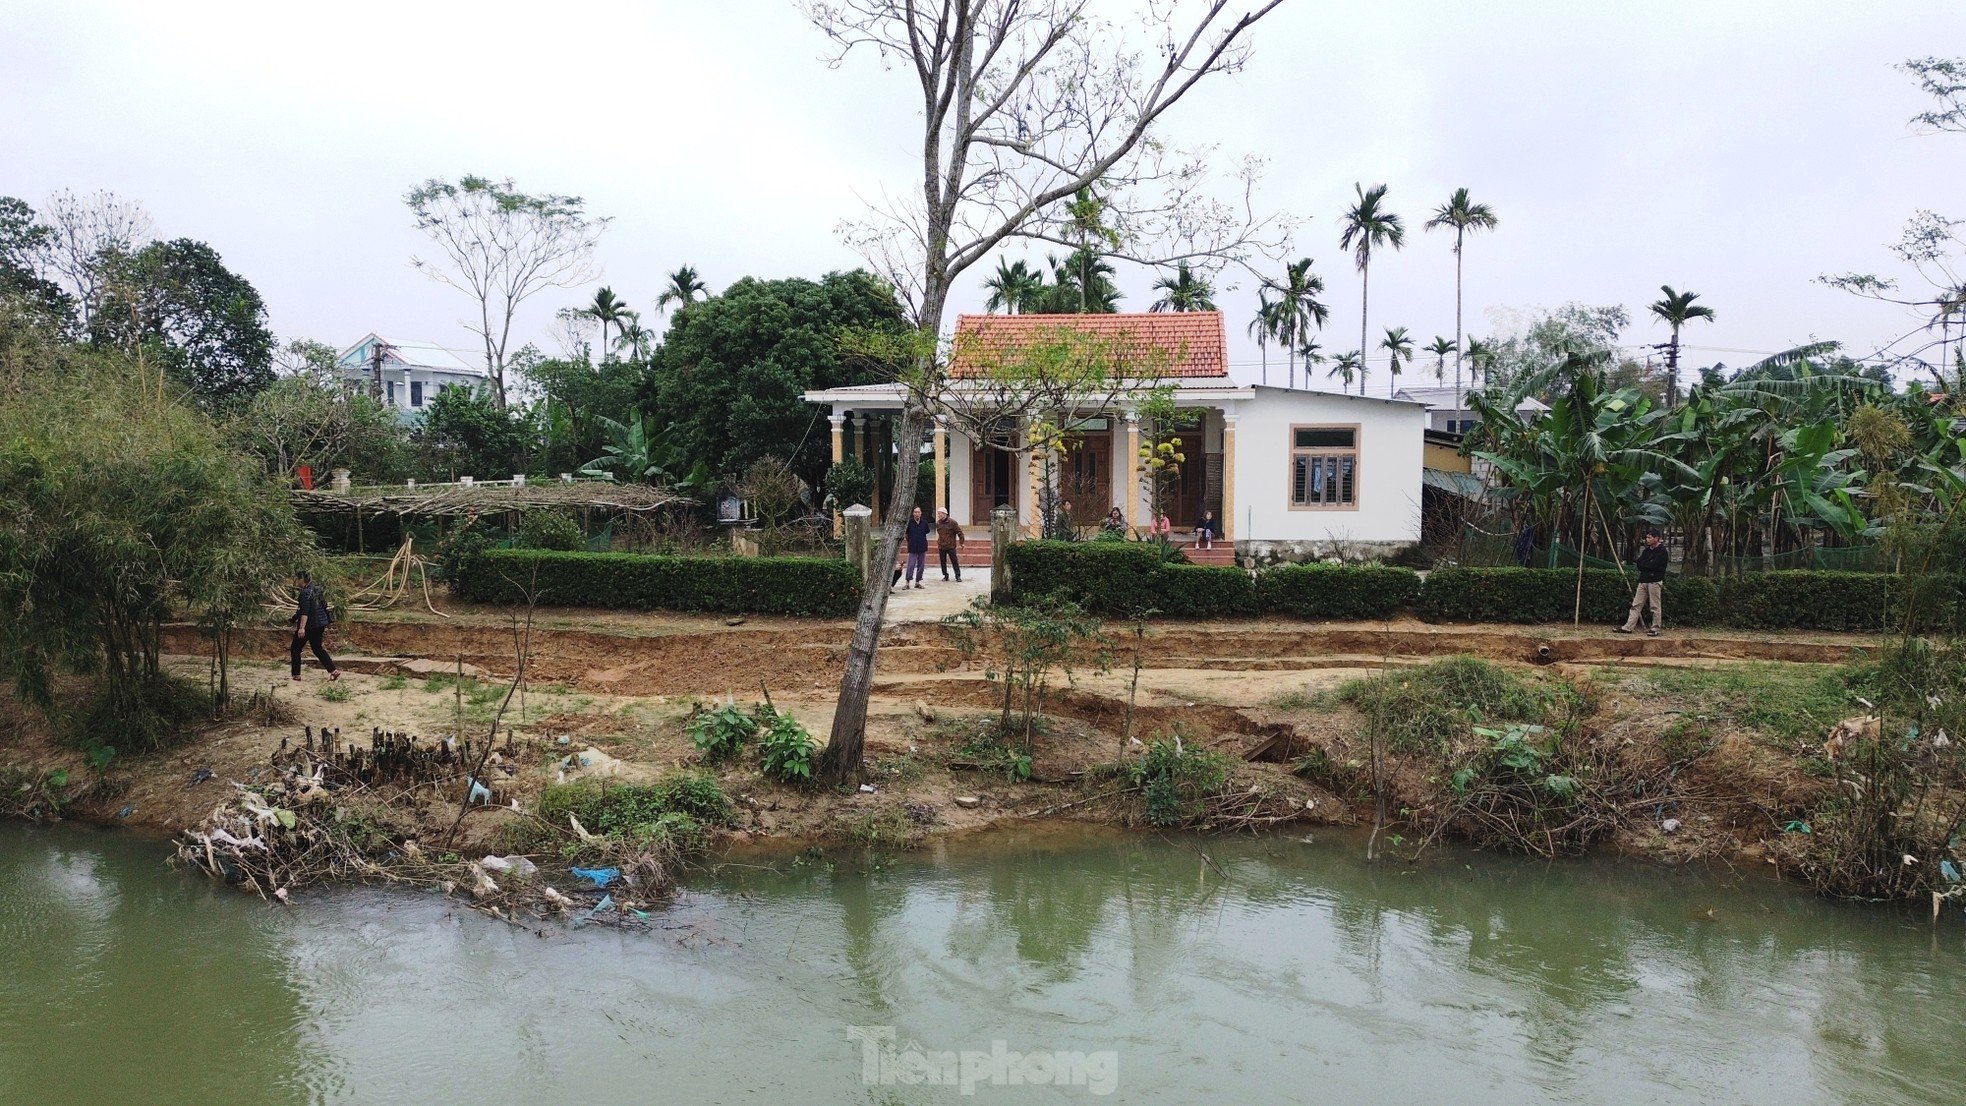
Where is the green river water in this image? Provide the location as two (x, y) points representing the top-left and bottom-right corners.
(2, 822), (1962, 1105)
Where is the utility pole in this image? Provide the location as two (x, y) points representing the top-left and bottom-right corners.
(369, 339), (394, 402)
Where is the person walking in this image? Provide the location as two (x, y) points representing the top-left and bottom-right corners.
(1617, 531), (1669, 637)
(935, 508), (965, 582)
(903, 506), (932, 589)
(290, 569), (341, 681)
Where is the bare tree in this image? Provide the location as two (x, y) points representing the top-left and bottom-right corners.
(38, 189), (153, 329)
(406, 176), (608, 408)
(801, 0), (1293, 784)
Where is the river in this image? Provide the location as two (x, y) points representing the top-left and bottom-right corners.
(2, 822), (1962, 1105)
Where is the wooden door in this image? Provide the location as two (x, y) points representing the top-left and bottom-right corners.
(1061, 431), (1112, 527)
(971, 445), (1018, 524)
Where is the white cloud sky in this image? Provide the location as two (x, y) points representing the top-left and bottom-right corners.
(4, 0), (1963, 391)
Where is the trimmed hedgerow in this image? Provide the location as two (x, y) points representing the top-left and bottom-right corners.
(1255, 563), (1421, 620)
(1716, 571), (1963, 633)
(1006, 540), (1253, 616)
(452, 548), (862, 616)
(1417, 567), (1719, 626)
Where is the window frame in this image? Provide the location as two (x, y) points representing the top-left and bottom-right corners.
(1288, 422), (1361, 511)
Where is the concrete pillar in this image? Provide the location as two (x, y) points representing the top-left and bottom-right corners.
(331, 468), (351, 493)
(990, 504), (1018, 601)
(1024, 445), (1041, 538)
(932, 419), (948, 518)
(843, 503), (874, 587)
(870, 414), (885, 523)
(1220, 412), (1238, 544)
(1124, 414), (1141, 531)
(829, 412), (846, 536)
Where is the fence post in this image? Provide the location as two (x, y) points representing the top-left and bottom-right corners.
(991, 504), (1018, 601)
(843, 504), (874, 587)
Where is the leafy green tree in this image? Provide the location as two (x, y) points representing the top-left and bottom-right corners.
(91, 238), (274, 409)
(415, 384), (536, 479)
(645, 269), (906, 486)
(232, 370), (405, 480)
(1149, 262), (1215, 312)
(0, 197), (74, 328)
(1424, 187), (1498, 391)
(1339, 183), (1405, 395)
(1033, 248), (1120, 313)
(578, 411), (711, 494)
(656, 265), (707, 315)
(984, 259), (1046, 313)
(517, 348), (645, 474)
(577, 286), (635, 361)
(1649, 285), (1716, 405)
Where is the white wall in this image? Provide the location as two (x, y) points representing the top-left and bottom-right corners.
(947, 427), (974, 521)
(1228, 387), (1425, 546)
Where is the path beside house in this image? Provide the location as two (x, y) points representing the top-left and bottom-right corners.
(883, 566), (989, 622)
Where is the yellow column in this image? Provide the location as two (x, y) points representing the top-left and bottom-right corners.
(1025, 445), (1041, 538)
(1220, 412), (1238, 543)
(933, 419), (948, 518)
(829, 412), (846, 536)
(1124, 414), (1141, 531)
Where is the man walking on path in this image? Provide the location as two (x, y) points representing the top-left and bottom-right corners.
(290, 570), (341, 681)
(903, 506), (931, 589)
(935, 508), (965, 582)
(1617, 531), (1669, 637)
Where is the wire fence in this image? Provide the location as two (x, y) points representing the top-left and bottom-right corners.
(1454, 526), (1898, 576)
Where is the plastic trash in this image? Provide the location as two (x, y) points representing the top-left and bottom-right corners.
(858, 784), (876, 793)
(467, 778), (493, 805)
(480, 855), (538, 879)
(570, 866), (620, 888)
(573, 893), (614, 928)
(1940, 859), (1961, 884)
(1661, 818), (1681, 834)
(1781, 820), (1812, 835)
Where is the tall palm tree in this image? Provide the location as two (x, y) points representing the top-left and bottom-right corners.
(614, 315), (654, 361)
(1330, 350), (1362, 393)
(1464, 337), (1496, 388)
(1426, 335), (1456, 385)
(1649, 285), (1716, 405)
(1298, 338), (1327, 389)
(1380, 326), (1415, 391)
(1150, 262), (1216, 312)
(1248, 292), (1277, 385)
(1041, 249), (1119, 313)
(1339, 183), (1406, 395)
(1268, 257), (1330, 388)
(1423, 188), (1499, 391)
(579, 286), (634, 361)
(656, 265), (707, 315)
(984, 259), (1044, 314)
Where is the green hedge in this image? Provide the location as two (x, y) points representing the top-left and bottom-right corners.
(452, 549), (863, 617)
(1256, 563), (1422, 620)
(1716, 571), (1962, 632)
(1005, 540), (1254, 616)
(1417, 567), (1719, 626)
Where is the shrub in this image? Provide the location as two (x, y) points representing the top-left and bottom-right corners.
(1256, 563), (1421, 620)
(1416, 567), (1721, 626)
(1125, 736), (1233, 826)
(1334, 656), (1580, 756)
(687, 701), (756, 763)
(516, 510), (584, 551)
(452, 548), (862, 616)
(755, 704), (817, 784)
(1155, 564), (1259, 616)
(532, 773), (735, 844)
(1716, 571), (1962, 633)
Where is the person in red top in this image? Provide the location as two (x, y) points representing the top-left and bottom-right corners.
(935, 508), (965, 581)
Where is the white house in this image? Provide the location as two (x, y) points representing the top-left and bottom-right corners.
(335, 334), (489, 418)
(803, 312), (1430, 560)
(1393, 384), (1549, 435)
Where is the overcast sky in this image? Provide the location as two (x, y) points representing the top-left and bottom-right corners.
(5, 0), (1964, 392)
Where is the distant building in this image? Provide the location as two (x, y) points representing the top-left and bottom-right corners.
(335, 334), (488, 418)
(1392, 385), (1549, 435)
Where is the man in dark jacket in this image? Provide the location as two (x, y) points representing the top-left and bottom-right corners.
(935, 508), (965, 582)
(902, 506), (932, 589)
(1617, 531), (1669, 636)
(290, 570), (341, 680)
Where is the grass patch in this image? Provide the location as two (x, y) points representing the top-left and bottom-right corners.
(1264, 687), (1333, 712)
(377, 674), (407, 691)
(1602, 663), (1854, 747)
(318, 682), (352, 703)
(504, 773), (735, 859)
(1334, 657), (1580, 756)
(836, 806), (928, 849)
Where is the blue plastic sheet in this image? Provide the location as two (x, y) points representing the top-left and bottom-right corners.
(570, 866), (619, 888)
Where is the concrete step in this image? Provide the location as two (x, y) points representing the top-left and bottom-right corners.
(1179, 544), (1236, 566)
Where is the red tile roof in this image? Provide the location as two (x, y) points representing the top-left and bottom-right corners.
(950, 311), (1230, 378)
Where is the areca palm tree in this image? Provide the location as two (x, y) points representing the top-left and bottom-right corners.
(656, 265), (707, 315)
(1423, 188), (1499, 391)
(1649, 285), (1716, 405)
(1298, 338), (1327, 389)
(984, 259), (1045, 313)
(578, 286), (633, 362)
(1426, 335), (1456, 384)
(1339, 183), (1405, 395)
(1330, 350), (1362, 392)
(614, 315), (654, 361)
(1268, 257), (1330, 388)
(1248, 292), (1277, 385)
(1464, 337), (1496, 388)
(1150, 262), (1216, 312)
(1038, 249), (1119, 313)
(1380, 326), (1415, 389)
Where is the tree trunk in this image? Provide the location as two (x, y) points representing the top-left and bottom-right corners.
(817, 402), (927, 785)
(1358, 261), (1370, 396)
(1453, 243), (1464, 395)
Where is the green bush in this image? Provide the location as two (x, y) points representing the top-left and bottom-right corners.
(1125, 736), (1233, 826)
(533, 773), (735, 842)
(452, 548), (862, 616)
(1334, 656), (1580, 756)
(1006, 540), (1252, 616)
(687, 701), (755, 763)
(1256, 563), (1421, 620)
(1415, 567), (1721, 626)
(516, 510), (584, 551)
(1716, 572), (1962, 633)
(755, 705), (817, 784)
